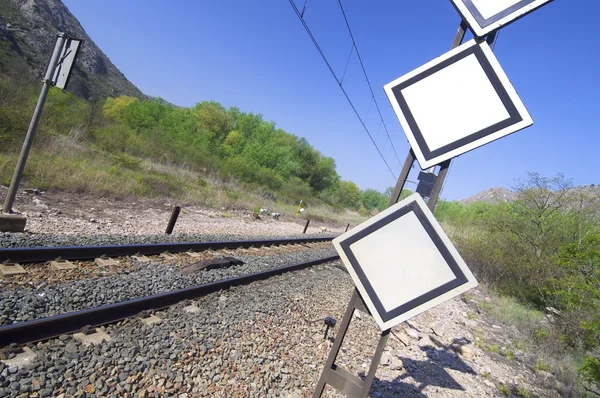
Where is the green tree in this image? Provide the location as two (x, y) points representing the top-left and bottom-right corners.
(338, 181), (361, 209)
(361, 189), (387, 211)
(122, 98), (169, 134)
(580, 356), (600, 394)
(193, 101), (232, 138)
(103, 96), (138, 123)
(384, 186), (413, 204)
(484, 173), (575, 303)
(42, 87), (90, 135)
(309, 156), (338, 192)
(554, 233), (600, 349)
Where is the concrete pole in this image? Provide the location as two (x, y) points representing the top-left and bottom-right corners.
(2, 33), (65, 214)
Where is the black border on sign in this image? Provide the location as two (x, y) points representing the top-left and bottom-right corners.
(461, 0), (537, 29)
(390, 42), (522, 164)
(338, 201), (469, 323)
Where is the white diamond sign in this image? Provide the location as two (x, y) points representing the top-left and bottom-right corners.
(449, 0), (554, 37)
(333, 193), (478, 331)
(384, 39), (532, 169)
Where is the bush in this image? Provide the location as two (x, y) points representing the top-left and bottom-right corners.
(441, 173), (600, 394)
(580, 355), (600, 393)
(278, 177), (312, 205)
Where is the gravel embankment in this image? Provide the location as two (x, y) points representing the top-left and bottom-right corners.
(0, 262), (351, 398)
(0, 260), (559, 397)
(0, 232), (336, 249)
(0, 187), (561, 397)
(0, 247), (337, 326)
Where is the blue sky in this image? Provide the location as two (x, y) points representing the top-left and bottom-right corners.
(62, 0), (599, 200)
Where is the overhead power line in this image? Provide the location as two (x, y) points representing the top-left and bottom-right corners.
(288, 0), (397, 180)
(336, 0), (402, 167)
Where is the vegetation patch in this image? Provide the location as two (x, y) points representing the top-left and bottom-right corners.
(437, 173), (600, 395)
(0, 78), (413, 225)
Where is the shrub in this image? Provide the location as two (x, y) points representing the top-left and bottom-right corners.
(580, 355), (600, 393)
(278, 177), (313, 205)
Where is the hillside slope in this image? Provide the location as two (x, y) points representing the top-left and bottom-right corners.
(459, 187), (517, 205)
(459, 184), (600, 205)
(0, 0), (143, 99)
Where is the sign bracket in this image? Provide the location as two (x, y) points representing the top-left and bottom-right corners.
(314, 19), (490, 397)
(313, 289), (390, 398)
(388, 20), (468, 208)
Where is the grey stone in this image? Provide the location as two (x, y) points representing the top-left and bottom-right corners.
(406, 328), (420, 340)
(380, 352), (392, 366)
(462, 319), (478, 328)
(65, 343), (78, 354)
(39, 388), (52, 397)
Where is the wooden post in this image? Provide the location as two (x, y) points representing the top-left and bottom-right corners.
(165, 206), (181, 235)
(303, 219), (310, 234)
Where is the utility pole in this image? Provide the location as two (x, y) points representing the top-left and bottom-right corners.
(0, 33), (76, 232)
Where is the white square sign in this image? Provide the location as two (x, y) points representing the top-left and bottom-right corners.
(333, 193), (477, 331)
(450, 0), (554, 37)
(384, 39), (532, 170)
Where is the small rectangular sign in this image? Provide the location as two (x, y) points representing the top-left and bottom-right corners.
(450, 0), (554, 37)
(384, 39), (532, 169)
(333, 193), (478, 330)
(416, 181), (435, 198)
(52, 38), (82, 90)
(418, 171), (437, 184)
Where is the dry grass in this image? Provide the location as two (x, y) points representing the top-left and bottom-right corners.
(0, 132), (367, 227)
(471, 285), (590, 396)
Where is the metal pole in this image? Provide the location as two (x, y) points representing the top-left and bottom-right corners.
(388, 21), (468, 211)
(388, 149), (415, 207)
(2, 33), (66, 214)
(313, 290), (360, 397)
(165, 206), (181, 234)
(303, 219), (310, 234)
(427, 24), (497, 213)
(361, 329), (391, 395)
(427, 159), (450, 211)
(313, 21), (471, 398)
(345, 223), (350, 232)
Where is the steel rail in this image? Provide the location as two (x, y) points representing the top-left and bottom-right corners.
(0, 236), (334, 263)
(0, 255), (340, 346)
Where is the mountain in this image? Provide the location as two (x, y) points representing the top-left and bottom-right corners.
(459, 187), (517, 205)
(460, 184), (600, 206)
(0, 0), (143, 99)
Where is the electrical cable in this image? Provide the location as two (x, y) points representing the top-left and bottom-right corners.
(337, 0), (402, 167)
(339, 43), (354, 85)
(288, 0), (397, 180)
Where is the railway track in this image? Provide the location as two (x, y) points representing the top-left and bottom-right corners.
(0, 254), (339, 347)
(0, 236), (334, 264)
(0, 236), (340, 348)
(0, 257), (351, 397)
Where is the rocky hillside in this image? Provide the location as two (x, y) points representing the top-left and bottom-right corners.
(460, 184), (600, 206)
(0, 0), (143, 99)
(460, 187), (517, 205)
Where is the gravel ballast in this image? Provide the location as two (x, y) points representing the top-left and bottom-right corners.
(0, 262), (353, 398)
(0, 188), (565, 397)
(0, 261), (557, 398)
(0, 246), (337, 326)
(0, 232), (336, 249)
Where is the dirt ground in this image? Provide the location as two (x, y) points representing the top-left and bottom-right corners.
(0, 185), (346, 237)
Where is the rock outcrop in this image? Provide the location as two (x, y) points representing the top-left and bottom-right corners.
(0, 0), (144, 99)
